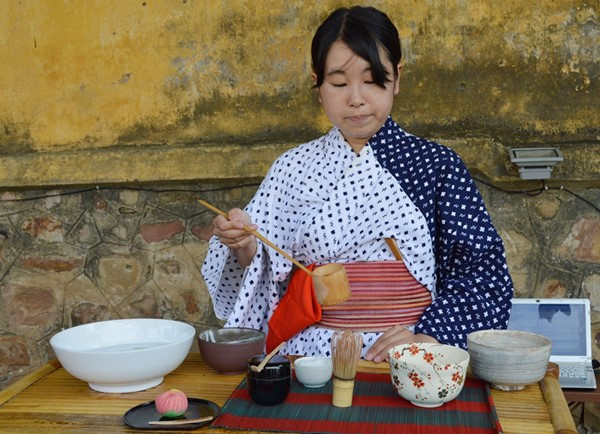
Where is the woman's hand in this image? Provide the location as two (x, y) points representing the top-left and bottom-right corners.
(213, 208), (258, 267)
(364, 325), (439, 363)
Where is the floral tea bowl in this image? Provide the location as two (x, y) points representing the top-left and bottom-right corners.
(388, 343), (470, 408)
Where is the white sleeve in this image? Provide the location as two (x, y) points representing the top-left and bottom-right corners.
(200, 156), (298, 330)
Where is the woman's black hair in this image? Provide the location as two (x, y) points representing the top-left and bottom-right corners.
(311, 6), (401, 88)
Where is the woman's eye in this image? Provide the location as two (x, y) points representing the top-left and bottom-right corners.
(364, 80), (375, 85)
(332, 83), (346, 88)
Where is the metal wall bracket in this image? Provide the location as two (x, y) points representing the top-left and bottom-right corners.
(509, 147), (564, 180)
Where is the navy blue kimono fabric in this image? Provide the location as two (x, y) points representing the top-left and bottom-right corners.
(370, 117), (513, 347)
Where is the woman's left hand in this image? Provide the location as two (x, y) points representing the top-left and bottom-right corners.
(364, 325), (439, 363)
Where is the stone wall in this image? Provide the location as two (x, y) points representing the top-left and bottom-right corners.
(0, 183), (244, 386)
(2, 182), (599, 389)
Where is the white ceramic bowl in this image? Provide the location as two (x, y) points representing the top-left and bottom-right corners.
(294, 356), (333, 388)
(467, 329), (552, 391)
(50, 318), (195, 393)
(389, 343), (470, 408)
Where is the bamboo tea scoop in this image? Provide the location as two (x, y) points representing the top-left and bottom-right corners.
(250, 340), (287, 373)
(197, 199), (351, 306)
(148, 416), (213, 426)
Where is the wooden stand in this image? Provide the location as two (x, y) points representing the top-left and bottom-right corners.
(539, 363), (577, 434)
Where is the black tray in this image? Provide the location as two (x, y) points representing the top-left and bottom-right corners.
(123, 397), (220, 430)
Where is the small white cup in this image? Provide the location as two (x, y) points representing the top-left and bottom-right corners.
(294, 356), (333, 388)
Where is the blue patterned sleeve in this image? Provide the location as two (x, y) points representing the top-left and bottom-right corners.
(413, 150), (513, 348)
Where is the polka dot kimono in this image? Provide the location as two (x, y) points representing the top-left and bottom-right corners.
(202, 117), (513, 356)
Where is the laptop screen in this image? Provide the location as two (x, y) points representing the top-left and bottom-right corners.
(507, 301), (587, 357)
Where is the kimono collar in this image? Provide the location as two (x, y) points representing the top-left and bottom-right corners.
(326, 118), (400, 159)
(368, 117), (406, 147)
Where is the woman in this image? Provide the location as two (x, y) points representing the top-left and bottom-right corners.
(201, 6), (513, 362)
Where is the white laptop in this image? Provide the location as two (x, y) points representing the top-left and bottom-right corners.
(507, 298), (597, 389)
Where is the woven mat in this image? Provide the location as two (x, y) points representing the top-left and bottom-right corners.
(212, 372), (502, 433)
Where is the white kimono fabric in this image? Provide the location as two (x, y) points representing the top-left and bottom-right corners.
(202, 126), (436, 357)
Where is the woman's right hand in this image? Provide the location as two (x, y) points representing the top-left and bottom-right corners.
(213, 208), (258, 267)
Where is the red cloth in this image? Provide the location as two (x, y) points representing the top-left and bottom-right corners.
(266, 264), (320, 352)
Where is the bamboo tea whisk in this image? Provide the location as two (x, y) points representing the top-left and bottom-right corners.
(331, 330), (363, 408)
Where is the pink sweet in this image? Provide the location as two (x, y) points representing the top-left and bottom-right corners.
(155, 389), (188, 417)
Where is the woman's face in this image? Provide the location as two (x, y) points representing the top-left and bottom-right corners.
(316, 40), (400, 153)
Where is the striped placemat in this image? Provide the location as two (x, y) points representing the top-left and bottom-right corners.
(212, 372), (502, 433)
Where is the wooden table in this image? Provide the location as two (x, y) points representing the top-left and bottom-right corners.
(563, 372), (600, 403)
(0, 353), (576, 433)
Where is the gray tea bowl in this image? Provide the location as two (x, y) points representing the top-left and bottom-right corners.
(467, 329), (552, 391)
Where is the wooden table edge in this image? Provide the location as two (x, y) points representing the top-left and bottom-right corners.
(0, 356), (577, 434)
(0, 358), (61, 406)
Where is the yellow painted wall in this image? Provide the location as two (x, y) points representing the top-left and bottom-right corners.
(0, 0), (319, 151)
(0, 0), (598, 186)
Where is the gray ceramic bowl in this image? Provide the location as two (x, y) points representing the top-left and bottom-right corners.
(467, 329), (552, 391)
(198, 327), (265, 374)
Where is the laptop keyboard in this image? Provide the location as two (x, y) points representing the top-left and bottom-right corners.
(559, 363), (587, 379)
